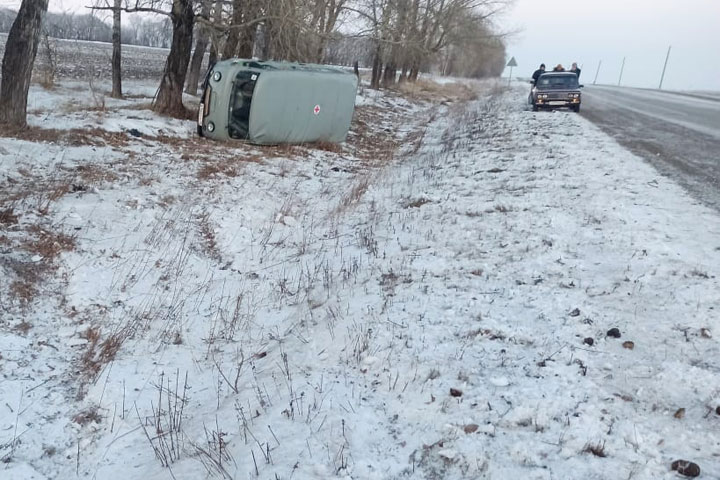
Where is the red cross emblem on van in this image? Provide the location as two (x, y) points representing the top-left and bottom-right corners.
(313, 105), (321, 115)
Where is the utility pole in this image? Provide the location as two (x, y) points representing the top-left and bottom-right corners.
(593, 60), (602, 85)
(659, 46), (671, 89)
(618, 57), (626, 86)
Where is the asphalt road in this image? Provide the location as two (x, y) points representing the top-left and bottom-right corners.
(581, 85), (720, 211)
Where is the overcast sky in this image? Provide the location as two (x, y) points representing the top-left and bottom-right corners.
(502, 0), (720, 91)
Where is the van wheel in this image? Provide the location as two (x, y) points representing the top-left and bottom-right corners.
(197, 125), (204, 137)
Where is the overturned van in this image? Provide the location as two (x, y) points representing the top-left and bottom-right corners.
(197, 59), (359, 145)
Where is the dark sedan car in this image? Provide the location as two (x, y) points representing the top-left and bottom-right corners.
(530, 72), (583, 112)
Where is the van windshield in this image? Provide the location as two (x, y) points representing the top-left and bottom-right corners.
(228, 71), (258, 139)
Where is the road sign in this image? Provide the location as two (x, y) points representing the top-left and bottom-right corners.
(506, 57), (517, 86)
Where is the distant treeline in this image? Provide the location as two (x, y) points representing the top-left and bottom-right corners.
(0, 8), (173, 48)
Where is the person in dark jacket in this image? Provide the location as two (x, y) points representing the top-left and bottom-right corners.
(529, 63), (546, 104)
(532, 63), (546, 84)
(570, 62), (581, 80)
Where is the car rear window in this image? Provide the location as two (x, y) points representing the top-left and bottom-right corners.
(538, 75), (578, 88)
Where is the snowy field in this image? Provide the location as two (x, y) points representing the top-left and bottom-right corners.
(0, 33), (185, 80)
(1, 78), (719, 480)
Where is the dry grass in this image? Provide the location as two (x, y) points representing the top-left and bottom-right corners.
(78, 326), (125, 378)
(347, 107), (400, 165)
(0, 207), (18, 225)
(0, 125), (130, 148)
(9, 280), (38, 305)
(0, 222), (76, 306)
(332, 175), (373, 217)
(198, 213), (222, 261)
(72, 406), (102, 426)
(197, 161), (240, 180)
(24, 225), (77, 260)
(393, 79), (478, 103)
(158, 194), (177, 209)
(266, 143), (303, 157)
(403, 198), (431, 209)
(582, 441), (607, 457)
(2, 254), (48, 305)
(12, 320), (33, 335)
(313, 141), (344, 153)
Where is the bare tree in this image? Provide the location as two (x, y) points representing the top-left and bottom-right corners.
(95, 0), (195, 116)
(221, 0), (259, 59)
(111, 0), (122, 98)
(185, 0), (211, 95)
(439, 12), (506, 78)
(0, 0), (49, 127)
(154, 0), (194, 115)
(207, 0), (223, 66)
(349, 0), (510, 88)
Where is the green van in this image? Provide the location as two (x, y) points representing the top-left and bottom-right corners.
(197, 59), (359, 145)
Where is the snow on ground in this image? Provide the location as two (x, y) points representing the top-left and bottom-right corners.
(23, 80), (197, 137)
(1, 80), (719, 480)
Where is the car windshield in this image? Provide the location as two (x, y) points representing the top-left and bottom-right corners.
(537, 74), (578, 88)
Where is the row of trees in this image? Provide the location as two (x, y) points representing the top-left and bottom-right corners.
(0, 0), (509, 126)
(0, 7), (173, 47)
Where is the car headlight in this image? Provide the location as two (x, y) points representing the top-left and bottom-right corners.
(212, 71), (222, 82)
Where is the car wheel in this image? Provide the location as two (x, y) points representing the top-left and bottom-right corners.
(532, 104), (539, 112)
(573, 105), (580, 113)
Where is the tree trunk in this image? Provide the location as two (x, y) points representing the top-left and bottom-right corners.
(370, 42), (382, 89)
(236, 19), (256, 58)
(153, 0), (194, 117)
(382, 62), (396, 86)
(409, 65), (420, 82)
(185, 0), (211, 95)
(259, 21), (273, 59)
(185, 34), (208, 95)
(111, 0), (122, 98)
(222, 0), (243, 59)
(0, 0), (49, 127)
(208, 0), (222, 67)
(208, 41), (218, 68)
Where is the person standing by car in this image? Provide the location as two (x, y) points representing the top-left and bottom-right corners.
(570, 62), (581, 80)
(532, 63), (546, 84)
(529, 64), (546, 104)
(553, 64), (565, 72)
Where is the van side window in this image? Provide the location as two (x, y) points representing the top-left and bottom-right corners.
(228, 71), (258, 140)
